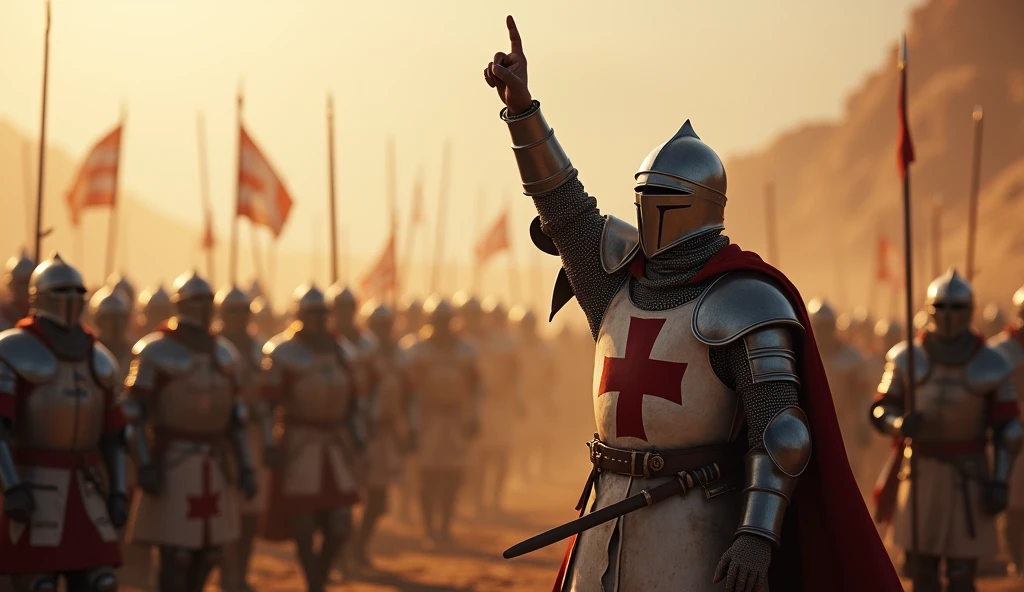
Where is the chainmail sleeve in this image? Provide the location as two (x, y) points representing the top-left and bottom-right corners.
(709, 340), (801, 451)
(534, 176), (628, 336)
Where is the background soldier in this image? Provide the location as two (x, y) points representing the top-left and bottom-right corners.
(990, 285), (1024, 573)
(88, 285), (132, 373)
(134, 284), (172, 341)
(215, 286), (276, 592)
(472, 297), (521, 514)
(107, 272), (136, 323)
(0, 251), (34, 331)
(0, 253), (128, 592)
(871, 269), (1022, 592)
(124, 270), (257, 592)
(398, 297), (425, 339)
(261, 284), (364, 592)
(352, 302), (417, 567)
(807, 297), (872, 494)
(510, 306), (557, 478)
(405, 296), (481, 546)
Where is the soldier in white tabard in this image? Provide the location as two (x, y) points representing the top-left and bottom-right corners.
(510, 306), (558, 478)
(214, 286), (276, 592)
(405, 297), (481, 545)
(351, 302), (416, 566)
(871, 270), (1021, 592)
(990, 285), (1024, 572)
(0, 254), (128, 592)
(261, 284), (364, 592)
(124, 270), (257, 592)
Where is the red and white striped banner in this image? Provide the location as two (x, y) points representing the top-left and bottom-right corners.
(238, 125), (294, 238)
(66, 124), (122, 226)
(474, 209), (510, 266)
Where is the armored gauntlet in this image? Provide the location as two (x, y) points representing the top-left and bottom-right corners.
(501, 101), (576, 196)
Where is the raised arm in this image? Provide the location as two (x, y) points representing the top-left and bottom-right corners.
(486, 16), (628, 335)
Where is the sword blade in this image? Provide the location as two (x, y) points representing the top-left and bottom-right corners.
(502, 474), (686, 560)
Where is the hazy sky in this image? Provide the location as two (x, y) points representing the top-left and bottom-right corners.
(0, 0), (924, 281)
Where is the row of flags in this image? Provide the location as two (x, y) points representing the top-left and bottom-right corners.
(62, 115), (515, 302)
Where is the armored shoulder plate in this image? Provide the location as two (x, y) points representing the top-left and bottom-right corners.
(966, 344), (1013, 395)
(600, 215), (640, 275)
(91, 342), (120, 390)
(693, 272), (803, 346)
(886, 340), (930, 386)
(264, 332), (314, 374)
(132, 332), (194, 378)
(214, 336), (241, 380)
(0, 328), (57, 384)
(990, 331), (1024, 365)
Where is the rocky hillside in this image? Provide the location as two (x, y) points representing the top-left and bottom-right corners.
(724, 0), (1024, 314)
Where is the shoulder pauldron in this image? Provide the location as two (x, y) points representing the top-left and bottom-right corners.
(693, 272), (803, 346)
(135, 333), (194, 378)
(0, 329), (57, 384)
(600, 215), (640, 275)
(966, 345), (1012, 395)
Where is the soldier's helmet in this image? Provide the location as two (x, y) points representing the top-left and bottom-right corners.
(400, 297), (425, 335)
(107, 272), (136, 310)
(366, 302), (396, 338)
(482, 296), (509, 328)
(171, 269), (215, 330)
(89, 284), (130, 338)
(925, 268), (973, 339)
(806, 297), (838, 340)
(29, 253), (87, 329)
(634, 120), (726, 259)
(452, 291), (482, 327)
(1014, 285), (1024, 326)
(873, 319), (902, 354)
(325, 283), (357, 323)
(291, 284), (329, 331)
(137, 284), (172, 329)
(423, 295), (455, 331)
(215, 285), (253, 331)
(5, 249), (35, 305)
(510, 305), (538, 335)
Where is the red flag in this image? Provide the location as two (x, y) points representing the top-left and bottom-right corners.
(474, 209), (511, 266)
(359, 231), (397, 300)
(876, 235), (891, 283)
(238, 125), (294, 237)
(201, 208), (216, 250)
(66, 125), (122, 226)
(896, 37), (915, 178)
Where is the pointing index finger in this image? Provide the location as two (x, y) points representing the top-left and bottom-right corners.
(507, 15), (523, 54)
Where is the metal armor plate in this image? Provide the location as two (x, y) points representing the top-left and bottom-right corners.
(599, 215), (640, 275)
(692, 272), (803, 346)
(913, 361), (988, 443)
(154, 350), (235, 434)
(19, 358), (107, 451)
(407, 340), (478, 409)
(0, 329), (58, 385)
(279, 339), (353, 424)
(965, 344), (1013, 395)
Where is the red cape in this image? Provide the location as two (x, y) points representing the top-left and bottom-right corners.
(555, 245), (901, 591)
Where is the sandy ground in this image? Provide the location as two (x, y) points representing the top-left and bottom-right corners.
(100, 467), (1024, 592)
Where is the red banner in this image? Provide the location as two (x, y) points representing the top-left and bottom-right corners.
(359, 231), (397, 300)
(238, 125), (294, 237)
(474, 209), (511, 266)
(66, 125), (122, 226)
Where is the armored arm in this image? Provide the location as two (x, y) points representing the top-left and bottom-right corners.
(869, 343), (927, 439)
(0, 362), (22, 493)
(229, 401), (256, 473)
(986, 361), (1021, 487)
(123, 356), (156, 471)
(93, 344), (128, 517)
(502, 102), (628, 336)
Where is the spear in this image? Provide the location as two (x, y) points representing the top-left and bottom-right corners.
(33, 0), (52, 262)
(230, 89), (243, 285)
(197, 113), (215, 284)
(931, 194), (943, 279)
(965, 106), (984, 281)
(327, 94), (339, 284)
(430, 141), (451, 293)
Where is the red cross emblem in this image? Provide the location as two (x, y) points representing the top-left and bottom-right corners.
(598, 317), (687, 441)
(187, 459), (220, 546)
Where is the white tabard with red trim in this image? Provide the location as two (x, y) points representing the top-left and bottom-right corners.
(566, 283), (745, 592)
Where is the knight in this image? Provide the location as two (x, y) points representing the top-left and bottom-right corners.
(107, 273), (136, 322)
(510, 306), (558, 478)
(325, 283), (376, 398)
(88, 286), (132, 374)
(989, 285), (1024, 574)
(0, 251), (34, 331)
(398, 297), (425, 339)
(123, 270), (257, 592)
(871, 269), (1020, 592)
(135, 284), (172, 340)
(351, 302), (417, 567)
(0, 253), (128, 592)
(260, 284), (363, 592)
(484, 16), (899, 591)
(471, 297), (521, 514)
(807, 298), (871, 492)
(214, 286), (276, 592)
(405, 296), (481, 546)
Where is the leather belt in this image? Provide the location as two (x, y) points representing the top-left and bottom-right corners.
(587, 437), (741, 480)
(914, 439), (986, 458)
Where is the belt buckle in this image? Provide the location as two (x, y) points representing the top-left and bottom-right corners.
(641, 452), (665, 479)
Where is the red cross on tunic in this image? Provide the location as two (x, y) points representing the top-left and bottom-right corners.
(187, 459), (220, 546)
(598, 317), (687, 441)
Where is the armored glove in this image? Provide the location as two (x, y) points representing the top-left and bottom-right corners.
(896, 411), (925, 439)
(983, 482), (1009, 515)
(107, 492), (129, 528)
(2, 483), (35, 523)
(238, 467), (258, 501)
(136, 462), (164, 496)
(262, 443), (280, 470)
(714, 533), (773, 592)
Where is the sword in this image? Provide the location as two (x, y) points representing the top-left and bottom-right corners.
(503, 463), (723, 560)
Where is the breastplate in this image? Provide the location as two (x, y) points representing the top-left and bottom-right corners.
(479, 337), (517, 399)
(283, 350), (352, 423)
(594, 285), (737, 450)
(18, 358), (106, 451)
(417, 345), (474, 410)
(915, 362), (987, 442)
(155, 352), (235, 434)
(374, 359), (404, 424)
